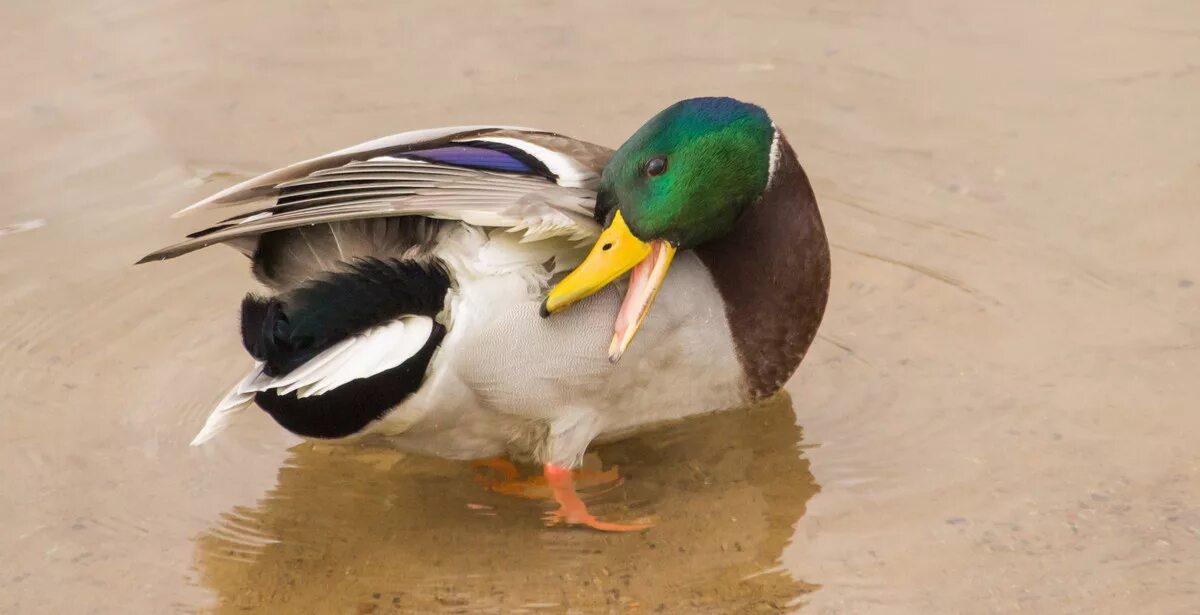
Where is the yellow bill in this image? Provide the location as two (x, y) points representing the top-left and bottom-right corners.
(541, 211), (677, 362)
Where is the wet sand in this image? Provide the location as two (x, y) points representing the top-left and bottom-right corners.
(3, 1), (1199, 613)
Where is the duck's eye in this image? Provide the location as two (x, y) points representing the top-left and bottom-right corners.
(644, 156), (668, 177)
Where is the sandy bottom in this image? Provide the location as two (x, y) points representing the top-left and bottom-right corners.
(3, 1), (1199, 613)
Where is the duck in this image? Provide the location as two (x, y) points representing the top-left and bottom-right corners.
(140, 96), (831, 531)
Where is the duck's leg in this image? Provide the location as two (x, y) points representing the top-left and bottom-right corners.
(541, 463), (653, 532)
(470, 457), (622, 500)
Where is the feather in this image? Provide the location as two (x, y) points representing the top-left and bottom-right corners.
(173, 125), (527, 214)
(296, 317), (432, 397)
(470, 136), (599, 188)
(189, 316), (436, 445)
(139, 129), (611, 264)
(189, 366), (264, 446)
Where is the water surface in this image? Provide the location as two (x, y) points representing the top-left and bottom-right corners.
(2, 1), (1198, 613)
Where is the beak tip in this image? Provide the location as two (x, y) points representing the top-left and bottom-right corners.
(607, 337), (625, 363)
(539, 301), (552, 319)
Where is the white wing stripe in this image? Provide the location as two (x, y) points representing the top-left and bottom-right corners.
(467, 136), (599, 189)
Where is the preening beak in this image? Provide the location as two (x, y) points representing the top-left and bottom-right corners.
(541, 211), (677, 362)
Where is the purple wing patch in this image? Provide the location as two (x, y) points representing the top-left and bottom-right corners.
(405, 145), (533, 174)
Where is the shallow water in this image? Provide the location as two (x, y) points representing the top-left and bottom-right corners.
(2, 1), (1199, 613)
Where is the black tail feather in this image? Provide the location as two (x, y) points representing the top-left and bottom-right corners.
(240, 294), (272, 361)
(239, 258), (451, 378)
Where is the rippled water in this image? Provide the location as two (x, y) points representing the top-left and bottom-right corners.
(3, 1), (1198, 613)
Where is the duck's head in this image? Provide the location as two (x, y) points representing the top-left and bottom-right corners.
(542, 96), (778, 361)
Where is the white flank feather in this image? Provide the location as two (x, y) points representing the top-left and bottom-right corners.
(189, 316), (435, 446)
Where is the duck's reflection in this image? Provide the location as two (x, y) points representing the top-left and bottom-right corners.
(195, 393), (818, 613)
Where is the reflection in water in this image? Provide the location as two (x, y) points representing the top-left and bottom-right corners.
(195, 394), (818, 613)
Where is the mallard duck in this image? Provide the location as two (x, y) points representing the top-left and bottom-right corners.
(140, 97), (831, 531)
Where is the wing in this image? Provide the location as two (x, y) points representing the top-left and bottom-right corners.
(139, 127), (613, 263)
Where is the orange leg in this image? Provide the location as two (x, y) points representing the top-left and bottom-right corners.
(541, 463), (653, 532)
(471, 457), (622, 500)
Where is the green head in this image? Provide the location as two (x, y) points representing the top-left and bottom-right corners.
(544, 97), (782, 361)
(598, 97), (776, 249)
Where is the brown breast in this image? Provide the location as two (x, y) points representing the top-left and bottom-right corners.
(696, 135), (831, 398)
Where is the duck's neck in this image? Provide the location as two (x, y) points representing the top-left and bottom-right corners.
(696, 134), (831, 398)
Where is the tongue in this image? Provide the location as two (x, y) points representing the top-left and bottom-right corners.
(608, 240), (669, 362)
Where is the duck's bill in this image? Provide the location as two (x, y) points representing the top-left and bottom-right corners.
(541, 211), (677, 363)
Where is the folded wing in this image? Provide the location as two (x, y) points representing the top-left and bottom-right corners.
(140, 127), (612, 263)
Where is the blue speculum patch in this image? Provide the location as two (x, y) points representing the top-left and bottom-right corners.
(406, 145), (532, 173)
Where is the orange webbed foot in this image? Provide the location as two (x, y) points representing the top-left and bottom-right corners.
(541, 463), (654, 532)
(541, 506), (655, 532)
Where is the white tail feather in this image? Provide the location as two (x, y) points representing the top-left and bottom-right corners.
(189, 316), (435, 445)
(189, 365), (264, 446)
